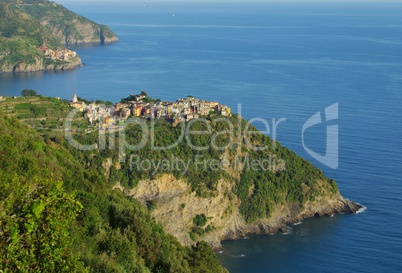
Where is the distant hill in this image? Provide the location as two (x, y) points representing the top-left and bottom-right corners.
(0, 0), (118, 72)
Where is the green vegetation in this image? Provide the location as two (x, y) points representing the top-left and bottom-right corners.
(15, 0), (117, 45)
(146, 200), (158, 212)
(205, 225), (215, 233)
(0, 1), (60, 70)
(0, 37), (45, 71)
(0, 177), (87, 272)
(0, 94), (342, 271)
(21, 89), (37, 97)
(0, 2), (60, 46)
(114, 114), (339, 223)
(0, 95), (81, 125)
(190, 215), (215, 240)
(120, 118), (223, 195)
(95, 99), (114, 106)
(120, 92), (148, 103)
(120, 92), (163, 104)
(0, 113), (228, 272)
(77, 96), (93, 105)
(1, 0), (117, 45)
(193, 214), (208, 227)
(0, 0), (118, 72)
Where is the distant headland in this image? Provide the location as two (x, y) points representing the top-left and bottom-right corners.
(0, 0), (118, 73)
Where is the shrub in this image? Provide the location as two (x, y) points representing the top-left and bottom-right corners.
(21, 89), (37, 97)
(193, 214), (207, 227)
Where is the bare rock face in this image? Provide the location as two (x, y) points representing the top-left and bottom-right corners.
(122, 175), (246, 249)
(114, 174), (363, 251)
(4, 55), (83, 73)
(43, 19), (119, 46)
(103, 36), (120, 44)
(11, 58), (44, 73)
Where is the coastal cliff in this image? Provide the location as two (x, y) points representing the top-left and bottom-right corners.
(116, 174), (361, 250)
(0, 0), (118, 73)
(0, 52), (82, 72)
(99, 111), (363, 250)
(19, 0), (119, 46)
(0, 95), (362, 271)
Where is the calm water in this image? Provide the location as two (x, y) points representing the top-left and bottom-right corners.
(1, 2), (402, 272)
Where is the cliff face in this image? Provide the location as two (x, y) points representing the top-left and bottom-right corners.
(0, 57), (43, 73)
(33, 5), (119, 46)
(115, 174), (361, 250)
(0, 53), (82, 73)
(102, 115), (363, 251)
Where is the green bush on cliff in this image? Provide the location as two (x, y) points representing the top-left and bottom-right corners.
(193, 214), (208, 227)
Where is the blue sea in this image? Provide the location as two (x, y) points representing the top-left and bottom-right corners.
(1, 2), (402, 272)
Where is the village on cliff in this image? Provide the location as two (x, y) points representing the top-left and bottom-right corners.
(70, 93), (232, 128)
(38, 46), (78, 62)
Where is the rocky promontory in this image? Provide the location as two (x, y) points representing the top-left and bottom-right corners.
(98, 111), (365, 252)
(0, 0), (118, 73)
(0, 52), (82, 73)
(115, 174), (363, 251)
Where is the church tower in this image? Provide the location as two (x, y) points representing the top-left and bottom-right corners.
(72, 93), (78, 103)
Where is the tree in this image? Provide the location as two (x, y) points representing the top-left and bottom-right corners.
(21, 89), (37, 97)
(0, 176), (87, 272)
(140, 91), (148, 97)
(77, 96), (92, 104)
(189, 242), (229, 273)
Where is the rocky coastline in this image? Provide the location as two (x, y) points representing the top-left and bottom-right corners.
(0, 55), (83, 73)
(216, 198), (363, 251)
(114, 174), (364, 252)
